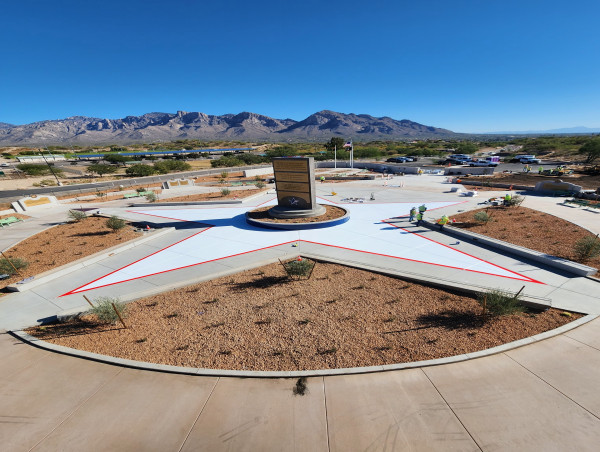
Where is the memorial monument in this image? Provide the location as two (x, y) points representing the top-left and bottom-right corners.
(269, 157), (326, 218)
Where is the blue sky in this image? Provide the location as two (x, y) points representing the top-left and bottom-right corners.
(1, 0), (599, 133)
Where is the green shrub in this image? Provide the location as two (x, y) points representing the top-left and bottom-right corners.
(505, 194), (524, 207)
(125, 164), (156, 177)
(220, 171), (228, 179)
(106, 215), (127, 232)
(0, 257), (29, 275)
(220, 188), (231, 196)
(89, 297), (128, 324)
(573, 235), (600, 262)
(68, 210), (87, 222)
(255, 181), (265, 189)
(145, 192), (158, 202)
(473, 211), (492, 223)
(478, 289), (525, 317)
(283, 258), (315, 279)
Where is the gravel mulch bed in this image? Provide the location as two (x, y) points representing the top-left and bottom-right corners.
(1, 217), (141, 292)
(163, 188), (266, 202)
(451, 206), (600, 271)
(247, 205), (346, 223)
(460, 172), (600, 190)
(27, 261), (580, 371)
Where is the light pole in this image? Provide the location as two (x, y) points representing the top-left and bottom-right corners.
(39, 147), (62, 186)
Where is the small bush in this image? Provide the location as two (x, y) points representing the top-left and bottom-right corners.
(68, 210), (87, 222)
(106, 215), (126, 232)
(473, 211), (492, 223)
(220, 171), (228, 179)
(89, 297), (128, 324)
(283, 258), (315, 279)
(220, 188), (231, 196)
(574, 235), (600, 262)
(505, 194), (524, 207)
(255, 181), (265, 189)
(0, 257), (29, 275)
(145, 192), (158, 202)
(478, 289), (525, 317)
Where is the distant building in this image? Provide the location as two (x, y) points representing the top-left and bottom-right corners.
(16, 155), (66, 163)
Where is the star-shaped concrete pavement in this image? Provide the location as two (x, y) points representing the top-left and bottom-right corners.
(62, 199), (539, 296)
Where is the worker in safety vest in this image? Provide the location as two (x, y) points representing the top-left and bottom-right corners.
(418, 204), (427, 215)
(504, 193), (512, 206)
(438, 215), (450, 230)
(409, 207), (417, 222)
(416, 212), (423, 226)
(538, 166), (543, 174)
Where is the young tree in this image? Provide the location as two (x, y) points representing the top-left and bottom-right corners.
(324, 137), (346, 152)
(125, 164), (156, 177)
(88, 163), (118, 177)
(578, 139), (600, 164)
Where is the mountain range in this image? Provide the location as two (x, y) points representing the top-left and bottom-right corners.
(484, 126), (600, 135)
(0, 110), (457, 146)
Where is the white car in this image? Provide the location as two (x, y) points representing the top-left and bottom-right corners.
(469, 161), (499, 167)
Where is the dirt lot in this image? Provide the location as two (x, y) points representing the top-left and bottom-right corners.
(26, 261), (580, 371)
(462, 171), (600, 190)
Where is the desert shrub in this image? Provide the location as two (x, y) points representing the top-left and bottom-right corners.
(505, 194), (524, 207)
(106, 215), (126, 232)
(220, 188), (231, 196)
(68, 209), (87, 222)
(573, 235), (600, 262)
(283, 258), (315, 279)
(0, 257), (29, 275)
(89, 297), (128, 324)
(473, 211), (492, 223)
(478, 289), (525, 317)
(126, 164), (156, 177)
(220, 171), (228, 179)
(145, 192), (158, 202)
(32, 179), (57, 187)
(255, 181), (265, 189)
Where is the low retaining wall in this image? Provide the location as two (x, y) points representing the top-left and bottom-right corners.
(421, 220), (597, 277)
(316, 161), (421, 175)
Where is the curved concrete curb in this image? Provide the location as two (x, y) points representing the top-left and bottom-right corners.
(245, 208), (350, 230)
(6, 227), (175, 292)
(422, 220), (597, 276)
(11, 314), (596, 378)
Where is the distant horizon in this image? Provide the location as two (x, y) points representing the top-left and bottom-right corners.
(3, 1), (599, 135)
(1, 110), (599, 136)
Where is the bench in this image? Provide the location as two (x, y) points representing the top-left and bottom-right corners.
(123, 193), (140, 199)
(138, 191), (154, 196)
(0, 216), (23, 227)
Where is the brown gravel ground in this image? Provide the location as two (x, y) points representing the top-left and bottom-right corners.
(163, 188), (266, 202)
(1, 217), (141, 292)
(451, 206), (600, 271)
(247, 205), (346, 223)
(27, 261), (581, 371)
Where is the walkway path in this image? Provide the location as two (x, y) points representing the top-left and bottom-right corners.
(1, 175), (600, 450)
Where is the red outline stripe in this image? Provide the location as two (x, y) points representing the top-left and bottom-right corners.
(61, 201), (542, 296)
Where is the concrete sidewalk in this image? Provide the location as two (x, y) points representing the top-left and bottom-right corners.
(2, 178), (600, 450)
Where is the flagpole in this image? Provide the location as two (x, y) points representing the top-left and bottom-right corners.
(334, 145), (337, 169)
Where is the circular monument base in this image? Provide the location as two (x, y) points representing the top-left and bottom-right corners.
(268, 204), (326, 219)
(246, 204), (349, 230)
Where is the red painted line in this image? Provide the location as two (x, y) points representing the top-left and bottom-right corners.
(61, 237), (299, 296)
(382, 220), (543, 284)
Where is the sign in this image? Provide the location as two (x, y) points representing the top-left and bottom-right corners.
(272, 157), (316, 210)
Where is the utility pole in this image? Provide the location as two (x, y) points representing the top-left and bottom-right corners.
(39, 147), (62, 186)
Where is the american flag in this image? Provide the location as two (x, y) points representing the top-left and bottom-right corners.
(343, 141), (352, 148)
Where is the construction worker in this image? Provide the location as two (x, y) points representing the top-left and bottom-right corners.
(538, 166), (543, 174)
(418, 204), (427, 216)
(416, 211), (423, 226)
(409, 207), (417, 222)
(438, 214), (450, 230)
(504, 193), (512, 206)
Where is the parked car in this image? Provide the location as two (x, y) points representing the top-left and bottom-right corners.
(386, 157), (408, 163)
(510, 154), (541, 164)
(469, 156), (500, 167)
